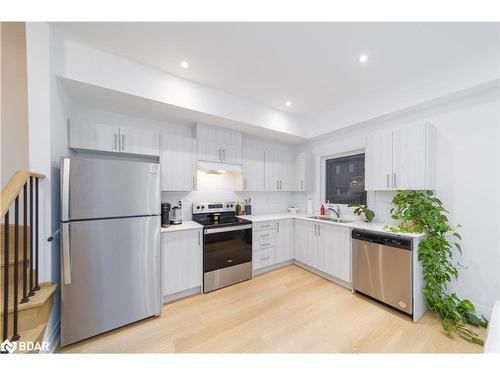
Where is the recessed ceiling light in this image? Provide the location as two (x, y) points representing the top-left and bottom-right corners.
(359, 54), (368, 63)
(180, 60), (189, 69)
(285, 101), (292, 107)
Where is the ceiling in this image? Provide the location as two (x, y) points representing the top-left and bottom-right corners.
(50, 22), (498, 118)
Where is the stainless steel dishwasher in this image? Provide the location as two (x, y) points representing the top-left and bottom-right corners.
(352, 229), (413, 316)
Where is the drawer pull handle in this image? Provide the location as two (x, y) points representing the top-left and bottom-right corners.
(260, 256), (271, 261)
(261, 224), (270, 228)
(261, 243), (271, 247)
(260, 233), (270, 237)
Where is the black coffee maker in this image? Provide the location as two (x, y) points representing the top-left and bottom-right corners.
(161, 203), (171, 228)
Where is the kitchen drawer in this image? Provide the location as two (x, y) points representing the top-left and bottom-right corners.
(253, 221), (276, 232)
(253, 247), (276, 270)
(253, 234), (275, 250)
(253, 229), (275, 242)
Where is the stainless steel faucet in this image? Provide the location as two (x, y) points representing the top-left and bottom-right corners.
(326, 203), (341, 218)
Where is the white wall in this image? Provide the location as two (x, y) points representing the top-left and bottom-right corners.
(51, 34), (304, 139)
(298, 85), (500, 317)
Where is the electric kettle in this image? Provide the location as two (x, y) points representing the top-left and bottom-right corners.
(170, 201), (183, 225)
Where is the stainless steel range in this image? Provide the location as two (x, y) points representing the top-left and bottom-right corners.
(192, 201), (252, 293)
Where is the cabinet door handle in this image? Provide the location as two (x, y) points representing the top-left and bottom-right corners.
(301, 180), (304, 191)
(244, 178), (247, 191)
(314, 224), (317, 236)
(121, 133), (126, 151)
(318, 224), (320, 236)
(193, 175), (196, 190)
(223, 149), (226, 161)
(393, 173), (397, 188)
(198, 231), (201, 245)
(277, 222), (279, 233)
(279, 180), (282, 191)
(114, 133), (119, 151)
(386, 173), (390, 188)
(276, 180), (279, 191)
(218, 148), (222, 161)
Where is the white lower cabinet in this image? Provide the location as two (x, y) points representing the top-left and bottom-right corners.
(252, 221), (276, 271)
(294, 219), (351, 283)
(317, 224), (351, 283)
(294, 220), (318, 268)
(162, 229), (202, 298)
(276, 219), (294, 263)
(252, 219), (296, 271)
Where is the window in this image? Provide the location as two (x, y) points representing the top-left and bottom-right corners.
(325, 153), (366, 205)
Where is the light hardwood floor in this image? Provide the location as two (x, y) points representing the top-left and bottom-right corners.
(58, 265), (485, 353)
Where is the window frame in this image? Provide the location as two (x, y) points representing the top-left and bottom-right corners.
(320, 149), (366, 207)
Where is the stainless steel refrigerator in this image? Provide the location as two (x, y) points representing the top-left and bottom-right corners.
(60, 157), (162, 347)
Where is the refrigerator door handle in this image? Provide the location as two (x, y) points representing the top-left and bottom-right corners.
(61, 222), (72, 284)
(61, 158), (71, 221)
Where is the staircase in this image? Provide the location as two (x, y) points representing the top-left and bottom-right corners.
(1, 171), (56, 354)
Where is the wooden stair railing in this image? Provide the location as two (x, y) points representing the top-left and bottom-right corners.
(1, 171), (55, 353)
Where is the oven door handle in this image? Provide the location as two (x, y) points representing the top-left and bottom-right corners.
(204, 224), (253, 234)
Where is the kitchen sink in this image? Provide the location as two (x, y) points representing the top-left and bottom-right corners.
(307, 216), (353, 223)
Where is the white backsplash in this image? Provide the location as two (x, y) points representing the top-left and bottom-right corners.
(292, 190), (398, 224)
(162, 171), (295, 220)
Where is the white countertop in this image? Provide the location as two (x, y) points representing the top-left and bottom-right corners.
(161, 220), (203, 233)
(238, 213), (425, 239)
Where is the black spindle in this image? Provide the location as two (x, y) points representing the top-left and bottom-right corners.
(12, 198), (20, 341)
(21, 183), (28, 303)
(34, 178), (40, 291)
(3, 212), (9, 342)
(28, 177), (34, 297)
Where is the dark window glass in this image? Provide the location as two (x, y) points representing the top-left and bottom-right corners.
(325, 153), (366, 205)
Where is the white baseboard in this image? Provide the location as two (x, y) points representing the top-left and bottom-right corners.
(253, 260), (293, 276)
(162, 286), (201, 304)
(41, 319), (60, 354)
(474, 302), (493, 321)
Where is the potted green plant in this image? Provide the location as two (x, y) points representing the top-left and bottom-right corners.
(347, 203), (375, 223)
(386, 190), (487, 345)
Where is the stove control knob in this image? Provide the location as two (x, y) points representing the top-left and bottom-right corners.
(196, 206), (200, 210)
(201, 206), (205, 209)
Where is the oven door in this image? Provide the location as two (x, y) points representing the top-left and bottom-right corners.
(203, 224), (252, 273)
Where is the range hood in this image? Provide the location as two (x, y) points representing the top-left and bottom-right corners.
(197, 160), (242, 174)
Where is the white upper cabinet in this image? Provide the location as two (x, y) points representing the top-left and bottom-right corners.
(119, 126), (160, 157)
(194, 123), (242, 164)
(365, 123), (435, 191)
(265, 150), (296, 191)
(365, 129), (393, 190)
(392, 123), (436, 190)
(240, 147), (265, 191)
(69, 122), (121, 153)
(160, 134), (197, 191)
(317, 224), (351, 283)
(69, 122), (159, 157)
(295, 152), (315, 192)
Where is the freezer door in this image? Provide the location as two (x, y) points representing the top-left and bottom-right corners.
(60, 216), (161, 346)
(61, 157), (160, 221)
